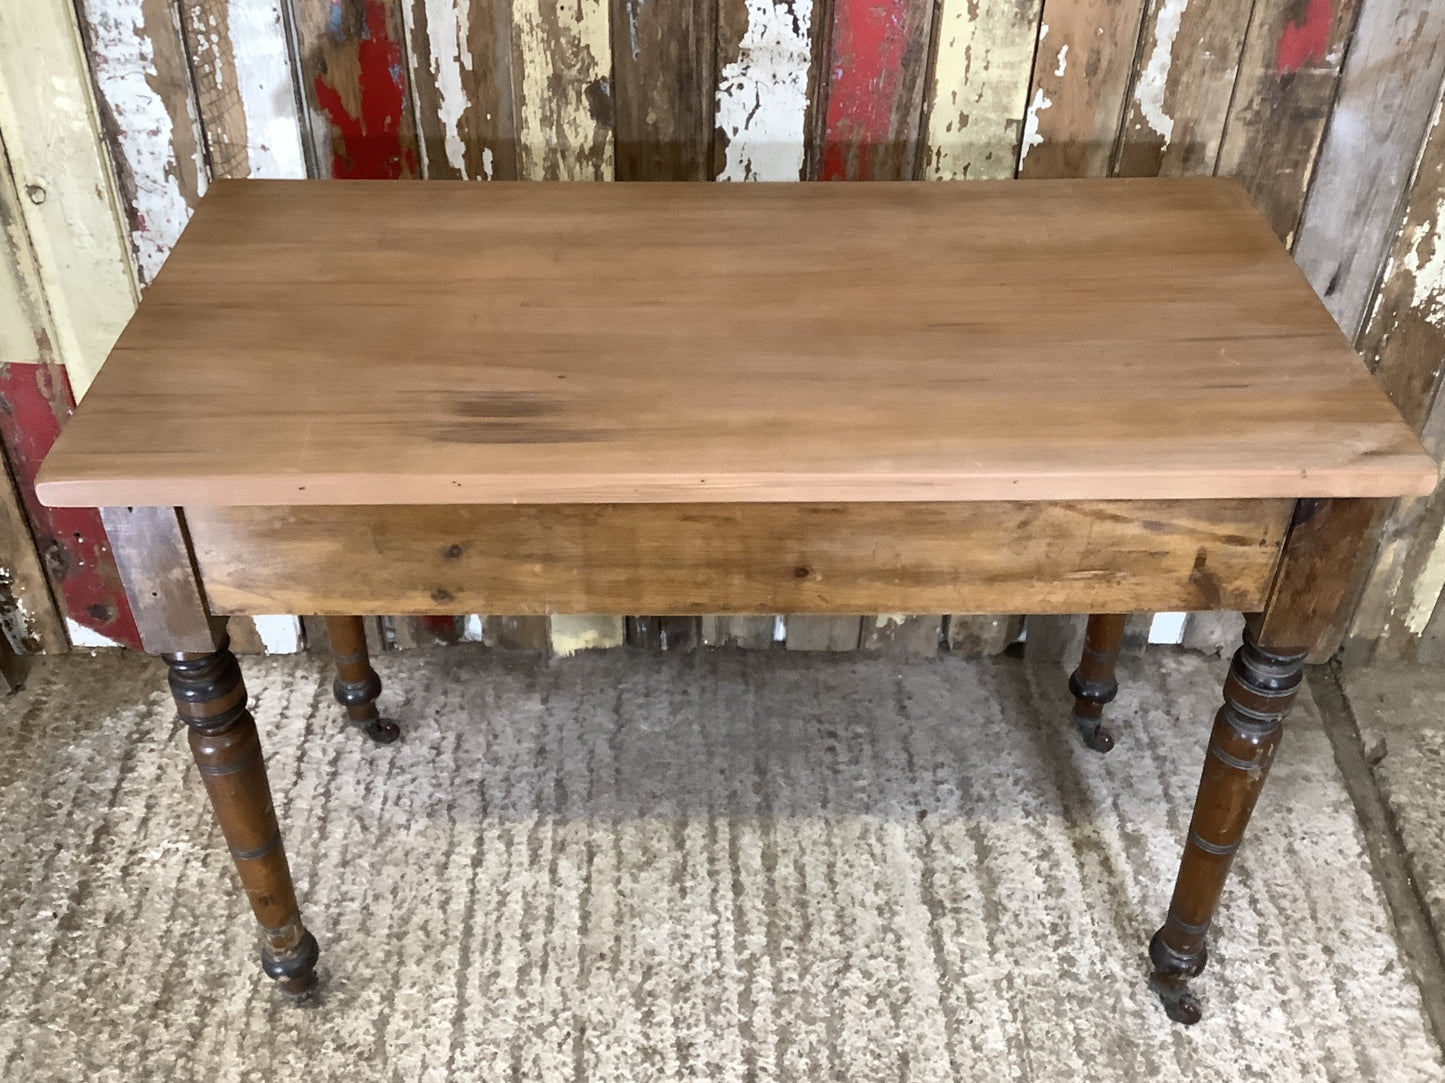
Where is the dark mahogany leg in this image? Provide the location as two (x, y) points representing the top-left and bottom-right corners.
(1148, 630), (1306, 1023)
(324, 615), (399, 744)
(166, 639), (319, 997)
(1068, 613), (1127, 752)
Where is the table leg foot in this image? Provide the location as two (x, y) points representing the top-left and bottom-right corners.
(1068, 613), (1127, 753)
(324, 616), (399, 743)
(1147, 630), (1305, 1024)
(166, 639), (320, 999)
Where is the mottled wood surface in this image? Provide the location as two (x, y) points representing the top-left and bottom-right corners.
(38, 179), (1434, 509)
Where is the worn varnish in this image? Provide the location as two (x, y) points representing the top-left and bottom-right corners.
(181, 499), (1293, 617)
(36, 180), (1436, 509)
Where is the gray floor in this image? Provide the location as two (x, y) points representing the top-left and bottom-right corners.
(0, 647), (1441, 1081)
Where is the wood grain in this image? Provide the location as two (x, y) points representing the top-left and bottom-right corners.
(1216, 0), (1361, 243)
(1291, 0), (1445, 338)
(292, 0), (421, 179)
(99, 505), (221, 654)
(0, 448), (63, 653)
(816, 0), (935, 180)
(37, 179), (1437, 509)
(1018, 0), (1149, 178)
(924, 0), (1043, 180)
(611, 0), (715, 180)
(404, 0), (519, 180)
(184, 499), (1294, 617)
(1114, 0), (1254, 178)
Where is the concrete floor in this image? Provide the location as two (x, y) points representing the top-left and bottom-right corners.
(0, 646), (1442, 1082)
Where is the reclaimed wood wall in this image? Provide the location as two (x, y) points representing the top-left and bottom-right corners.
(1, 0), (1444, 663)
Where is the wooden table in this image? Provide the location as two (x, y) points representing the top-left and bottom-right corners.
(37, 178), (1437, 1025)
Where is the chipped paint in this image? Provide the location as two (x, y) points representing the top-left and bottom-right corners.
(1276, 0), (1332, 76)
(253, 614), (303, 653)
(925, 0), (1042, 180)
(65, 617), (126, 649)
(226, 0), (307, 177)
(414, 0), (474, 177)
(716, 0), (814, 181)
(1397, 201), (1445, 326)
(549, 615), (625, 656)
(1135, 0), (1188, 147)
(1018, 86), (1051, 168)
(1406, 520), (1445, 635)
(1055, 44), (1069, 77)
(512, 0), (613, 180)
(79, 0), (207, 282)
(312, 0), (418, 178)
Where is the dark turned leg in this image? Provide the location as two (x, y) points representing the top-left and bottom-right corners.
(166, 639), (319, 997)
(1068, 613), (1127, 752)
(324, 615), (399, 743)
(1148, 630), (1306, 1023)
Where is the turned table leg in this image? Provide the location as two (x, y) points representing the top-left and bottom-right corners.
(1069, 613), (1127, 752)
(166, 639), (319, 996)
(324, 615), (399, 743)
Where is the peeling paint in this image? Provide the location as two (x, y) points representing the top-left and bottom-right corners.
(1018, 85), (1051, 167)
(925, 0), (1042, 180)
(1276, 0), (1332, 76)
(312, 0), (418, 178)
(65, 616), (125, 649)
(512, 0), (613, 180)
(419, 0), (474, 176)
(227, 0), (307, 177)
(1055, 44), (1069, 78)
(716, 0), (814, 181)
(549, 615), (625, 656)
(1406, 520), (1445, 635)
(1135, 0), (1188, 147)
(1399, 200), (1445, 326)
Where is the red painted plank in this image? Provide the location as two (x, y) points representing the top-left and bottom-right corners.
(818, 0), (933, 181)
(1276, 0), (1333, 76)
(0, 362), (140, 648)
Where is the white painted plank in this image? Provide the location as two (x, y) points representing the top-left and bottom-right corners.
(715, 0), (815, 182)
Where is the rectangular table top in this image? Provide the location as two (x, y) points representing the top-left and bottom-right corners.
(37, 178), (1436, 508)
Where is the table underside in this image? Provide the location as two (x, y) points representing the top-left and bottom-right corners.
(180, 498), (1296, 617)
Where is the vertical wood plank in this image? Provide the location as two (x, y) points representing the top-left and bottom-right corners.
(815, 0), (935, 180)
(0, 4), (138, 399)
(714, 0), (817, 181)
(552, 615), (626, 655)
(75, 0), (210, 283)
(0, 448), (65, 654)
(924, 0), (1043, 180)
(404, 0), (520, 179)
(293, 0), (422, 178)
(510, 0), (614, 180)
(178, 0), (309, 179)
(861, 613), (940, 658)
(785, 615), (862, 651)
(700, 615), (775, 648)
(483, 614), (551, 651)
(1216, 0), (1361, 243)
(1344, 97), (1445, 661)
(1292, 0), (1445, 338)
(611, 0), (715, 180)
(946, 615), (1020, 656)
(1114, 0), (1254, 178)
(1017, 0), (1149, 178)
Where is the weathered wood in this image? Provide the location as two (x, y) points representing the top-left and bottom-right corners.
(1180, 609), (1245, 657)
(785, 615), (862, 651)
(510, 0), (613, 180)
(924, 0), (1042, 180)
(1114, 0), (1255, 178)
(37, 179), (1438, 510)
(550, 615), (626, 654)
(1216, 0), (1362, 243)
(945, 614), (1019, 656)
(1018, 0), (1149, 178)
(1343, 101), (1445, 662)
(483, 614), (550, 651)
(99, 505), (220, 654)
(626, 615), (700, 650)
(815, 0), (934, 180)
(0, 628), (25, 691)
(292, 0), (421, 179)
(610, 0), (715, 180)
(166, 643), (318, 996)
(184, 499), (1294, 617)
(0, 1), (139, 396)
(178, 0), (308, 180)
(0, 448), (63, 653)
(700, 614), (775, 648)
(714, 0), (817, 181)
(404, 0), (519, 180)
(1023, 613), (1088, 665)
(74, 0), (209, 283)
(860, 614), (941, 658)
(1291, 0), (1445, 338)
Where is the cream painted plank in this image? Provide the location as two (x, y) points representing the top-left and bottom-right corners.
(0, 3), (137, 398)
(179, 0), (307, 179)
(76, 0), (209, 284)
(549, 615), (625, 655)
(1292, 0), (1445, 339)
(510, 0), (613, 181)
(714, 0), (816, 181)
(925, 0), (1043, 180)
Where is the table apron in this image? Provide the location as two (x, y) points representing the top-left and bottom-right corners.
(181, 499), (1294, 618)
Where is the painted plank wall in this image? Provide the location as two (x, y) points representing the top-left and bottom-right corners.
(8, 0), (1445, 661)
